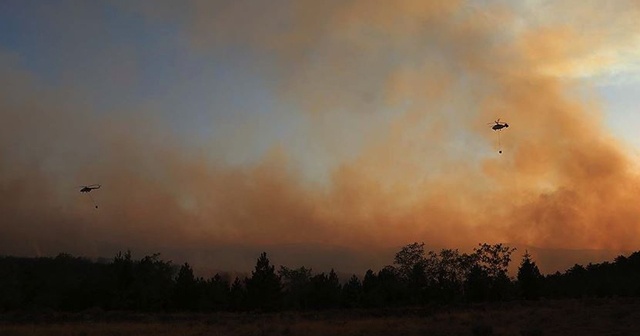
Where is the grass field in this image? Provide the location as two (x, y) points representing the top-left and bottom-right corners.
(1, 298), (639, 336)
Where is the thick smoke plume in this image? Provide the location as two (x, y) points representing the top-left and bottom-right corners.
(1, 0), (639, 274)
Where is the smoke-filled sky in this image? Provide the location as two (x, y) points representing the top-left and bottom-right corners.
(2, 0), (640, 275)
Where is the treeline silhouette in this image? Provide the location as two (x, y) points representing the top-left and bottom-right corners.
(1, 243), (639, 312)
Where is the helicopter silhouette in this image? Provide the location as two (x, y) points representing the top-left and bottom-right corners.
(78, 184), (101, 208)
(487, 119), (509, 154)
(488, 119), (509, 131)
(79, 184), (101, 193)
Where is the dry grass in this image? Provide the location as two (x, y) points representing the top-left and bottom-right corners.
(2, 298), (640, 336)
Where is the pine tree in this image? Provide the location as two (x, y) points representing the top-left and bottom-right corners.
(341, 274), (362, 308)
(173, 262), (199, 310)
(517, 251), (543, 300)
(229, 276), (246, 311)
(245, 252), (281, 311)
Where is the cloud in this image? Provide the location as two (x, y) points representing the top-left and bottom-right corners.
(2, 0), (640, 274)
(515, 0), (640, 83)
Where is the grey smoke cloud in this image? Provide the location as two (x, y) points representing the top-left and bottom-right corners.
(2, 0), (639, 275)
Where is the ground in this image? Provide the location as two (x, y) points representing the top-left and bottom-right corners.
(1, 298), (639, 336)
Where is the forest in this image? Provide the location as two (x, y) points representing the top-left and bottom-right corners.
(1, 243), (639, 313)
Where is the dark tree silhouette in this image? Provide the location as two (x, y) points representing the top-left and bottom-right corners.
(611, 253), (640, 296)
(473, 243), (516, 279)
(279, 266), (312, 310)
(341, 274), (363, 308)
(0, 257), (22, 310)
(201, 273), (231, 311)
(362, 269), (380, 307)
(472, 243), (516, 301)
(229, 276), (246, 311)
(359, 266), (405, 307)
(123, 253), (174, 311)
(307, 269), (341, 309)
(427, 249), (469, 303)
(111, 250), (135, 309)
(465, 264), (490, 302)
(517, 251), (543, 300)
(394, 242), (430, 303)
(245, 252), (281, 311)
(394, 242), (426, 280)
(173, 262), (199, 310)
(5, 243), (640, 313)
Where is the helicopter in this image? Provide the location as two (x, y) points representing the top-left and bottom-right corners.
(487, 119), (509, 154)
(79, 184), (101, 193)
(78, 184), (101, 208)
(488, 119), (509, 131)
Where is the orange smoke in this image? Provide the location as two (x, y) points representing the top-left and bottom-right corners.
(2, 0), (640, 274)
